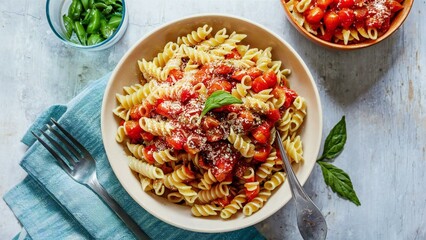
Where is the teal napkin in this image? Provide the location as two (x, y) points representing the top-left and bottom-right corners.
(3, 74), (265, 240)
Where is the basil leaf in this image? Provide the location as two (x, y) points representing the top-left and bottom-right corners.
(318, 161), (361, 206)
(200, 90), (242, 119)
(319, 116), (347, 161)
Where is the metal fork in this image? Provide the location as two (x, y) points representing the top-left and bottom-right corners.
(275, 132), (327, 240)
(32, 118), (150, 240)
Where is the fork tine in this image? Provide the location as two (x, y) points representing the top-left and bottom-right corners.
(46, 124), (80, 162)
(50, 118), (92, 159)
(40, 130), (77, 167)
(31, 131), (73, 174)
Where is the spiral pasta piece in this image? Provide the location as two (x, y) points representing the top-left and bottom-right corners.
(264, 171), (286, 191)
(177, 24), (213, 46)
(198, 169), (218, 190)
(197, 182), (230, 204)
(283, 135), (304, 163)
(181, 45), (222, 65)
(153, 149), (178, 164)
(242, 189), (271, 216)
(139, 117), (174, 136)
(191, 204), (222, 217)
(256, 148), (277, 182)
(228, 128), (255, 158)
(231, 75), (251, 99)
(243, 96), (274, 114)
(220, 193), (247, 219)
(289, 96), (307, 133)
(128, 156), (164, 179)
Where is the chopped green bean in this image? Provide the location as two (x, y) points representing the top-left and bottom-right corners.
(74, 21), (87, 45)
(100, 19), (114, 38)
(62, 15), (74, 39)
(87, 9), (101, 33)
(108, 15), (122, 28)
(87, 33), (104, 45)
(81, 0), (89, 11)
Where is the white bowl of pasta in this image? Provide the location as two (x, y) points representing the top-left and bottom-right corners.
(101, 14), (322, 233)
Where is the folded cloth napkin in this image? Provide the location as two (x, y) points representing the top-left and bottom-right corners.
(3, 74), (265, 240)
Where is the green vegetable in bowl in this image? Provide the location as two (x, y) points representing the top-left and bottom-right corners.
(62, 0), (123, 46)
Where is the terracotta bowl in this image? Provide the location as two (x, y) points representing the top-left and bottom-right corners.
(280, 0), (414, 50)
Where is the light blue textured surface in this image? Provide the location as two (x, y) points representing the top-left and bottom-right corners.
(3, 75), (264, 240)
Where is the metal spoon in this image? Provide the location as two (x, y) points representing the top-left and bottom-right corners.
(275, 132), (327, 240)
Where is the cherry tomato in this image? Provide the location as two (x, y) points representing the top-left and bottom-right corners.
(247, 67), (263, 79)
(124, 120), (142, 140)
(166, 130), (186, 150)
(231, 69), (246, 82)
(184, 133), (203, 154)
(251, 122), (271, 144)
(272, 86), (286, 99)
(142, 145), (156, 164)
(337, 0), (355, 9)
(306, 7), (325, 25)
(324, 11), (340, 31)
(129, 105), (143, 120)
(353, 8), (368, 22)
(214, 64), (233, 75)
(212, 157), (234, 182)
(194, 65), (212, 84)
(386, 0), (403, 12)
(245, 185), (260, 202)
(265, 109), (281, 123)
(264, 70), (278, 88)
(180, 88), (197, 103)
(238, 110), (255, 131)
(252, 75), (269, 93)
(284, 87), (298, 109)
(140, 131), (154, 141)
(215, 196), (232, 207)
(166, 69), (184, 83)
(253, 145), (272, 162)
(161, 164), (173, 175)
(317, 0), (333, 9)
(201, 116), (220, 130)
(208, 80), (232, 95)
(225, 48), (241, 59)
(155, 100), (183, 118)
(206, 128), (224, 142)
(338, 8), (355, 29)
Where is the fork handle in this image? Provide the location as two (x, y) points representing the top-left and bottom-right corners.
(87, 179), (150, 240)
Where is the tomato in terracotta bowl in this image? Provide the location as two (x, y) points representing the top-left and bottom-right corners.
(281, 0), (413, 49)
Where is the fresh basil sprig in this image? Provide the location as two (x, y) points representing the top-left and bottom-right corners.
(200, 90), (242, 119)
(317, 116), (361, 206)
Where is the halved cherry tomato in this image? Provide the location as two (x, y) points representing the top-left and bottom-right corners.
(254, 145), (272, 162)
(161, 164), (173, 175)
(247, 67), (262, 79)
(201, 116), (220, 130)
(142, 145), (156, 164)
(194, 65), (212, 84)
(266, 109), (281, 123)
(206, 128), (224, 142)
(338, 8), (355, 29)
(337, 0), (355, 9)
(180, 88), (197, 103)
(306, 7), (325, 25)
(238, 110), (255, 131)
(212, 157), (234, 182)
(264, 70), (278, 88)
(231, 69), (246, 82)
(214, 64), (233, 75)
(251, 122), (271, 144)
(284, 87), (298, 109)
(245, 185), (260, 202)
(166, 130), (186, 150)
(353, 8), (367, 22)
(386, 0), (403, 12)
(140, 131), (154, 141)
(252, 75), (269, 93)
(166, 69), (184, 83)
(129, 105), (142, 120)
(225, 49), (241, 59)
(215, 195), (232, 207)
(317, 0), (333, 9)
(208, 80), (232, 95)
(272, 86), (286, 99)
(184, 133), (203, 154)
(124, 120), (142, 140)
(324, 11), (340, 31)
(155, 100), (183, 118)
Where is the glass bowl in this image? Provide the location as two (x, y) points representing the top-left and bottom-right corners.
(46, 0), (129, 51)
